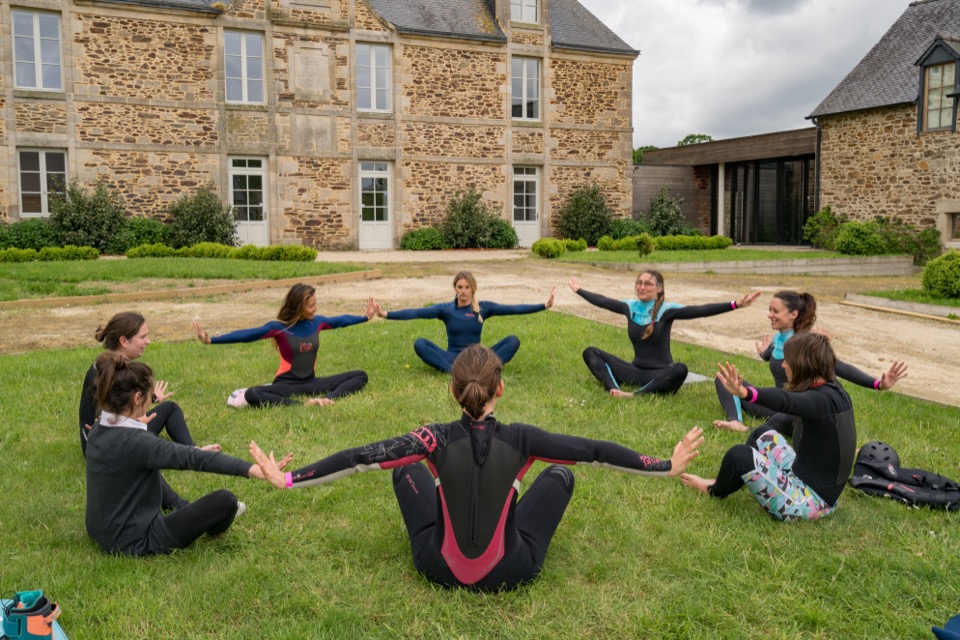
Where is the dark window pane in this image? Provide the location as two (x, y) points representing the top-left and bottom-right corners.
(248, 206), (263, 221)
(249, 175), (262, 190)
(21, 172), (41, 192)
(20, 152), (40, 172)
(233, 175), (247, 189)
(45, 152), (65, 172)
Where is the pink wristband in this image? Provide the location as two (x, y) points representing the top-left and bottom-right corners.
(873, 379), (881, 390)
(731, 300), (738, 310)
(745, 387), (758, 403)
(285, 472), (293, 488)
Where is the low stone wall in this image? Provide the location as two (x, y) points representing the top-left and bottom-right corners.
(582, 255), (915, 276)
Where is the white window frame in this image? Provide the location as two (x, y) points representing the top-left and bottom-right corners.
(923, 61), (956, 132)
(356, 43), (392, 112)
(12, 10), (62, 91)
(359, 161), (391, 223)
(17, 149), (67, 218)
(229, 157), (266, 224)
(512, 167), (539, 222)
(511, 57), (540, 121)
(225, 31), (265, 104)
(510, 0), (538, 23)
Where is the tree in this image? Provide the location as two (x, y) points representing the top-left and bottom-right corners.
(677, 133), (714, 146)
(633, 145), (658, 164)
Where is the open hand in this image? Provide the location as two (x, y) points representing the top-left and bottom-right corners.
(878, 360), (908, 390)
(568, 276), (582, 293)
(755, 334), (772, 357)
(667, 427), (704, 476)
(193, 320), (211, 344)
(545, 286), (556, 309)
(249, 441), (290, 489)
(153, 380), (173, 403)
(716, 362), (747, 398)
(738, 291), (762, 308)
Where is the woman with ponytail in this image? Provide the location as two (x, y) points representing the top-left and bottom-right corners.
(248, 344), (703, 591)
(569, 271), (760, 396)
(375, 271), (555, 373)
(712, 290), (907, 432)
(85, 352), (288, 556)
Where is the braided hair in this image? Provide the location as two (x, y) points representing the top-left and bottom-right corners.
(639, 270), (666, 341)
(453, 271), (483, 324)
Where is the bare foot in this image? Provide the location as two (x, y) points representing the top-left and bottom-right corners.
(680, 473), (714, 494)
(610, 389), (634, 399)
(305, 397), (335, 407)
(713, 419), (748, 432)
(197, 443), (222, 452)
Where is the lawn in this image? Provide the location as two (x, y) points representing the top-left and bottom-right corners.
(0, 258), (365, 301)
(559, 248), (847, 263)
(861, 287), (960, 309)
(1, 312), (957, 639)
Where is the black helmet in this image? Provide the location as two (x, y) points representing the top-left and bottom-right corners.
(856, 441), (900, 468)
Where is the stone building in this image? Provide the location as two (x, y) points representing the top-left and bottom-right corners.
(1, 0), (637, 248)
(809, 0), (960, 248)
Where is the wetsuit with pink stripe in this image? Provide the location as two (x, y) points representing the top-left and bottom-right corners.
(210, 315), (369, 407)
(284, 413), (673, 590)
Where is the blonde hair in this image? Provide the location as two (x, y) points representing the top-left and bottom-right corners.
(453, 271), (483, 324)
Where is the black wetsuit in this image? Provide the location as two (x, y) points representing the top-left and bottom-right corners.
(285, 413), (673, 590)
(576, 289), (739, 394)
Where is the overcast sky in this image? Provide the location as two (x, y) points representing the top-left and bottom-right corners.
(575, 0), (911, 149)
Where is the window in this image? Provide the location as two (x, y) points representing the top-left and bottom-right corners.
(18, 150), (66, 217)
(359, 162), (390, 222)
(511, 58), (540, 120)
(513, 167), (538, 222)
(225, 31), (264, 103)
(12, 10), (62, 91)
(924, 62), (956, 131)
(230, 158), (265, 224)
(510, 0), (538, 22)
(356, 44), (391, 112)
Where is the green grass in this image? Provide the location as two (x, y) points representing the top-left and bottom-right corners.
(558, 249), (846, 263)
(0, 259), (366, 301)
(1, 313), (958, 639)
(861, 288), (960, 308)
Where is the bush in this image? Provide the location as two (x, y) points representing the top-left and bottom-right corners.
(653, 235), (733, 251)
(252, 245), (318, 261)
(49, 179), (128, 254)
(0, 247), (39, 262)
(563, 238), (587, 252)
(597, 235), (615, 251)
(127, 243), (177, 258)
(608, 217), (652, 240)
(38, 245), (99, 261)
(178, 242), (238, 259)
(531, 238), (566, 259)
(803, 205), (848, 250)
(441, 189), (518, 249)
(555, 184), (612, 246)
(167, 185), (237, 249)
(123, 217), (171, 249)
(922, 250), (960, 299)
(401, 227), (447, 251)
(834, 221), (888, 256)
(643, 187), (697, 236)
(636, 232), (655, 257)
(873, 217), (942, 266)
(0, 219), (63, 250)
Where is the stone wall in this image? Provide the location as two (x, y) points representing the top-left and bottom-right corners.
(402, 122), (505, 158)
(549, 165), (626, 232)
(399, 161), (505, 230)
(15, 102), (68, 135)
(819, 104), (959, 229)
(549, 58), (632, 128)
(511, 127), (543, 154)
(401, 46), (505, 119)
(354, 0), (388, 31)
(277, 156), (354, 248)
(357, 119), (396, 148)
(76, 103), (218, 147)
(272, 34), (350, 107)
(226, 111), (272, 149)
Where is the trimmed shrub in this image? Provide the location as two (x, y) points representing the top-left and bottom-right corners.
(643, 187), (697, 236)
(873, 217), (942, 266)
(123, 217), (171, 249)
(167, 185), (238, 249)
(178, 242), (238, 259)
(653, 234), (733, 251)
(612, 235), (642, 251)
(253, 245), (318, 261)
(401, 227), (447, 251)
(563, 238), (587, 252)
(38, 245), (99, 261)
(597, 235), (615, 251)
(441, 189), (519, 249)
(636, 232), (655, 257)
(922, 250), (960, 299)
(0, 219), (63, 250)
(0, 248), (39, 262)
(531, 238), (566, 259)
(49, 179), (128, 254)
(127, 243), (176, 258)
(803, 205), (847, 250)
(834, 221), (887, 256)
(608, 217), (652, 240)
(555, 184), (612, 246)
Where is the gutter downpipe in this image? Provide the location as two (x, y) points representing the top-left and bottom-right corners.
(811, 116), (821, 213)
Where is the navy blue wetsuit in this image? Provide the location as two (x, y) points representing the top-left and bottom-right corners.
(576, 289), (739, 395)
(284, 413), (674, 590)
(385, 299), (547, 372)
(211, 314), (369, 407)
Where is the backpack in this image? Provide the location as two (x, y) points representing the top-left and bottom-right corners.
(848, 441), (960, 511)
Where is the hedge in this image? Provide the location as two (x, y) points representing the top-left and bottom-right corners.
(126, 242), (317, 262)
(0, 245), (99, 262)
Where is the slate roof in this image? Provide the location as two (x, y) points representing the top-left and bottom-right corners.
(93, 0), (221, 12)
(809, 0), (960, 118)
(550, 0), (637, 55)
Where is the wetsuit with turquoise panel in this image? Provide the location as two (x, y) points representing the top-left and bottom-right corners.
(385, 299), (547, 373)
(282, 413), (674, 590)
(576, 289), (740, 395)
(210, 314), (369, 407)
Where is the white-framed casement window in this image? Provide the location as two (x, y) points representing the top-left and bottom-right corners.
(924, 62), (956, 132)
(510, 0), (538, 23)
(356, 43), (391, 112)
(18, 149), (67, 217)
(225, 31), (265, 104)
(511, 57), (540, 120)
(12, 10), (62, 91)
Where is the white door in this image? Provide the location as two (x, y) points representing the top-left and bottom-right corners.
(229, 157), (268, 246)
(359, 161), (392, 249)
(512, 166), (540, 247)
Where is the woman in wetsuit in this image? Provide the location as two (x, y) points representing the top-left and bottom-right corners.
(250, 344), (704, 591)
